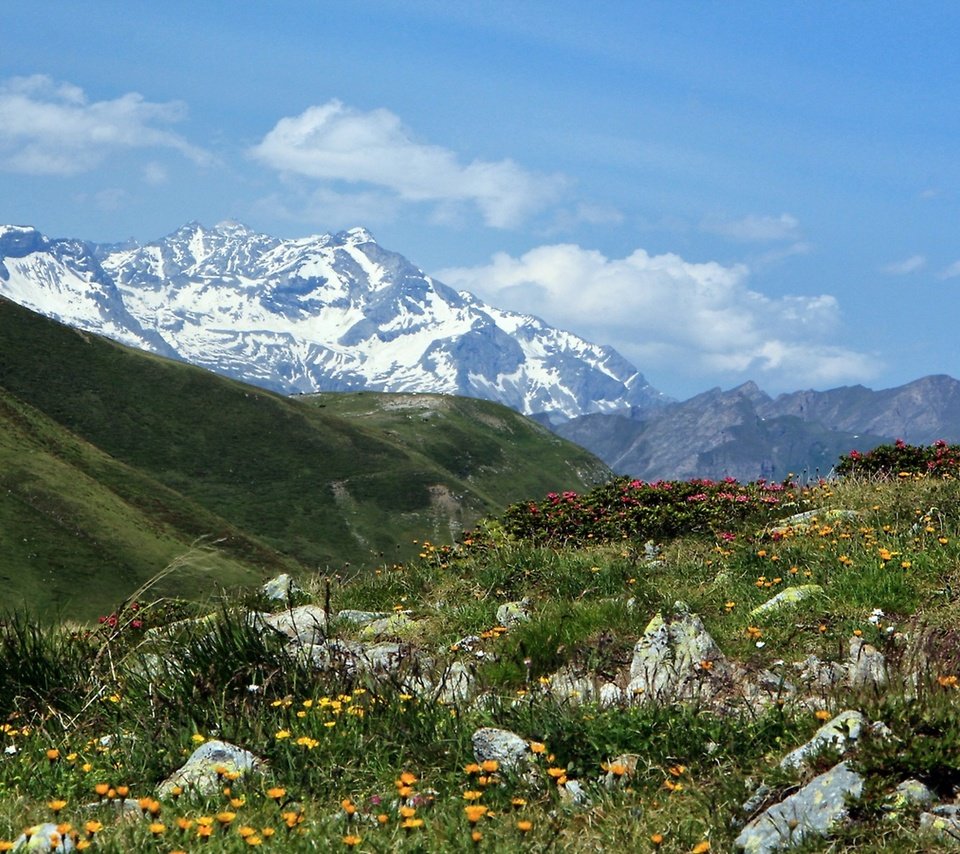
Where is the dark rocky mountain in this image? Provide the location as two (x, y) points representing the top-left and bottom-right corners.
(555, 378), (959, 482)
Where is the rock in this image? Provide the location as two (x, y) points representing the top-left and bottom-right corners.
(734, 761), (864, 853)
(158, 739), (262, 798)
(336, 609), (389, 625)
(472, 727), (532, 772)
(11, 823), (74, 852)
(545, 667), (622, 708)
(887, 778), (936, 812)
(847, 636), (887, 692)
(920, 809), (960, 846)
(496, 599), (531, 627)
(793, 655), (847, 694)
(434, 661), (475, 705)
(767, 509), (859, 537)
(260, 573), (304, 602)
(559, 778), (591, 806)
(779, 710), (866, 773)
(263, 605), (328, 645)
(626, 608), (734, 704)
(750, 585), (824, 616)
(600, 754), (640, 789)
(357, 612), (416, 640)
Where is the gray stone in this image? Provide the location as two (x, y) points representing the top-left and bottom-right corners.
(264, 605), (328, 645)
(496, 599), (531, 627)
(750, 585), (824, 616)
(793, 655), (847, 693)
(472, 727), (532, 772)
(260, 573), (304, 602)
(885, 778), (936, 813)
(336, 609), (388, 625)
(158, 739), (262, 797)
(779, 710), (865, 773)
(847, 636), (887, 691)
(920, 810), (960, 846)
(627, 609), (734, 704)
(434, 661), (475, 705)
(734, 761), (863, 853)
(559, 778), (591, 806)
(12, 823), (74, 852)
(358, 612), (416, 640)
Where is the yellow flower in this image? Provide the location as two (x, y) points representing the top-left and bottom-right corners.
(341, 798), (357, 816)
(191, 733), (206, 744)
(401, 818), (424, 830)
(529, 741), (546, 754)
(464, 805), (488, 824)
(691, 842), (711, 853)
(462, 790), (483, 801)
(480, 759), (499, 773)
(149, 823), (166, 836)
(84, 821), (103, 836)
(266, 786), (287, 803)
(275, 730), (291, 740)
(343, 835), (362, 847)
(398, 806), (417, 819)
(651, 833), (664, 845)
(815, 709), (832, 721)
(48, 799), (67, 814)
(216, 811), (237, 825)
(516, 819), (533, 833)
(46, 749), (60, 762)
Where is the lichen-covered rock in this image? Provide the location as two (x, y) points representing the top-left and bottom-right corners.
(358, 611), (416, 640)
(263, 605), (328, 645)
(12, 823), (74, 852)
(496, 599), (531, 627)
(847, 636), (887, 691)
(260, 573), (304, 602)
(434, 661), (475, 705)
(472, 727), (532, 772)
(336, 609), (388, 625)
(735, 761), (863, 853)
(750, 585), (823, 616)
(920, 806), (960, 846)
(779, 710), (865, 772)
(627, 607), (734, 704)
(158, 739), (262, 797)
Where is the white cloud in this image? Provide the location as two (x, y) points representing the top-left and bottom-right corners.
(0, 74), (210, 175)
(701, 213), (800, 242)
(880, 255), (926, 275)
(437, 243), (879, 390)
(939, 260), (960, 280)
(249, 100), (564, 228)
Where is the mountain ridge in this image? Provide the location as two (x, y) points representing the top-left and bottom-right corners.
(0, 221), (667, 421)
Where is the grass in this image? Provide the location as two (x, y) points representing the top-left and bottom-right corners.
(1, 472), (960, 850)
(0, 297), (608, 617)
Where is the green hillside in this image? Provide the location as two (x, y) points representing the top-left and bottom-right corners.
(0, 297), (609, 615)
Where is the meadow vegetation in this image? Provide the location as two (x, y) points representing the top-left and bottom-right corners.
(1, 442), (960, 851)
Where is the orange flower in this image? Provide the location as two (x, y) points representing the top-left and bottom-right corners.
(516, 820), (533, 833)
(464, 805), (488, 824)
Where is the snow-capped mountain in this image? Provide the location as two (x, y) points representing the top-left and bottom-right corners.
(0, 221), (666, 420)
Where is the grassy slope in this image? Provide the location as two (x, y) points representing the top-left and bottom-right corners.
(0, 298), (609, 613)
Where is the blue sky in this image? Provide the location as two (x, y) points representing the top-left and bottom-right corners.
(3, 1), (959, 400)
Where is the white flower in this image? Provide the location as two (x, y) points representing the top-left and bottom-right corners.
(755, 641), (766, 648)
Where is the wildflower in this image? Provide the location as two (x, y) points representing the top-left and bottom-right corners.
(399, 806), (417, 819)
(377, 814), (389, 825)
(480, 759), (499, 773)
(464, 805), (488, 823)
(196, 825), (213, 840)
(84, 821), (103, 837)
(343, 835), (362, 847)
(397, 771), (418, 786)
(46, 748), (60, 762)
(262, 827), (276, 838)
(216, 812), (237, 826)
(176, 817), (194, 831)
(48, 799), (67, 814)
(266, 786), (286, 803)
(462, 790), (483, 801)
(938, 675), (959, 688)
(149, 823), (166, 836)
(341, 798), (357, 816)
(651, 832), (665, 844)
(691, 843), (711, 853)
(471, 830), (483, 844)
(275, 730), (291, 740)
(93, 783), (109, 798)
(238, 826), (257, 839)
(511, 797), (527, 807)
(815, 709), (832, 721)
(463, 763), (482, 775)
(245, 836), (262, 847)
(517, 819), (533, 832)
(401, 818), (424, 830)
(529, 741), (546, 754)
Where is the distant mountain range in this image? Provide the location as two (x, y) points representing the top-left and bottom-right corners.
(554, 376), (960, 482)
(2, 221), (957, 482)
(0, 222), (665, 421)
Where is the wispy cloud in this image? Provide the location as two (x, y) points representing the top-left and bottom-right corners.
(939, 260), (960, 280)
(438, 243), (879, 390)
(880, 255), (926, 275)
(249, 99), (565, 228)
(700, 213), (801, 242)
(0, 75), (210, 175)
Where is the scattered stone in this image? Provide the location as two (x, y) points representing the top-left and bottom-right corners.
(885, 778), (935, 813)
(920, 808), (960, 846)
(158, 739), (262, 798)
(336, 609), (389, 625)
(734, 761), (864, 853)
(434, 661), (475, 705)
(559, 778), (591, 806)
(358, 611), (417, 640)
(627, 607), (734, 704)
(496, 599), (532, 627)
(767, 508), (859, 537)
(779, 710), (865, 773)
(847, 636), (888, 692)
(11, 823), (74, 852)
(263, 605), (328, 645)
(472, 727), (532, 772)
(750, 585), (824, 616)
(260, 573), (304, 602)
(793, 655), (847, 693)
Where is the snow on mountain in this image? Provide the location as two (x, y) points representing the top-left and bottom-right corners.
(0, 221), (667, 420)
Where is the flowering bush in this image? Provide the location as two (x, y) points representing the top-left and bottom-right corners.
(836, 440), (960, 478)
(483, 476), (804, 547)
